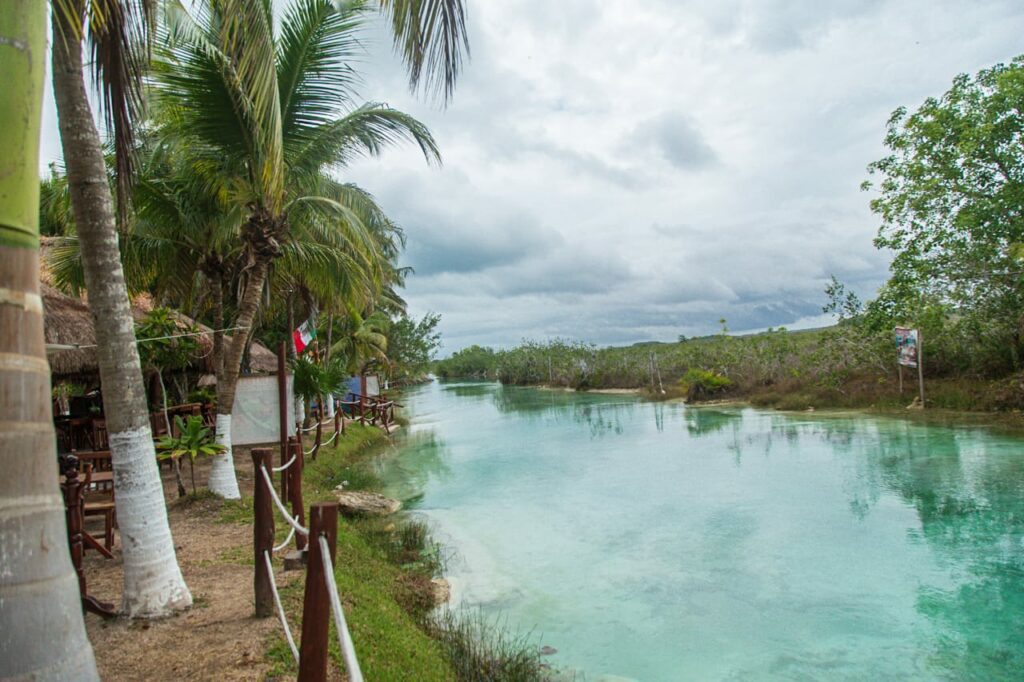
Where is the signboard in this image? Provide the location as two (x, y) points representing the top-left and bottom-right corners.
(343, 374), (380, 399)
(895, 327), (919, 368)
(231, 374), (295, 446)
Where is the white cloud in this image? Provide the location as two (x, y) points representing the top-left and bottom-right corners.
(38, 0), (1024, 353)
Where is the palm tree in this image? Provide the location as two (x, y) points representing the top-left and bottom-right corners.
(50, 0), (192, 616)
(333, 307), (392, 374)
(156, 0), (445, 497)
(0, 2), (99, 678)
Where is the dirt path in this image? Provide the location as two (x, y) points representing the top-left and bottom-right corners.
(82, 451), (302, 681)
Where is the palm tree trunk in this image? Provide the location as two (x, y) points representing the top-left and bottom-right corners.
(324, 311), (335, 419)
(210, 267), (225, 378)
(51, 0), (191, 617)
(0, 4), (98, 676)
(208, 259), (270, 498)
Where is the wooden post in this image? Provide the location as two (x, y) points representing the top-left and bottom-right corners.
(251, 448), (274, 617)
(898, 363), (904, 395)
(917, 330), (926, 407)
(289, 437), (307, 551)
(278, 341), (289, 502)
(297, 503), (339, 682)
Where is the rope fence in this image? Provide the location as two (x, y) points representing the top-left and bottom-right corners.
(259, 464), (309, 536)
(320, 534), (364, 682)
(264, 549), (300, 663)
(273, 453), (297, 473)
(251, 447), (363, 681)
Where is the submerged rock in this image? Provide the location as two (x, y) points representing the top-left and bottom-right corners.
(430, 578), (451, 605)
(540, 645), (558, 656)
(334, 490), (401, 516)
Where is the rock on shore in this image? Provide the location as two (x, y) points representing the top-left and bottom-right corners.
(334, 489), (402, 516)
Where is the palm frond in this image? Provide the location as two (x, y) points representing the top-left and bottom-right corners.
(378, 0), (469, 104)
(278, 0), (365, 131)
(287, 102), (441, 173)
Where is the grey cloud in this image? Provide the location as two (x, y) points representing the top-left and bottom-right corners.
(633, 113), (716, 171)
(329, 0), (1024, 352)
(404, 212), (557, 276)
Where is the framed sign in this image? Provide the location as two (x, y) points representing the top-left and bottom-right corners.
(895, 327), (918, 368)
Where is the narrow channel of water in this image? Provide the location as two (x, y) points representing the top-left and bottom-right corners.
(377, 380), (1024, 681)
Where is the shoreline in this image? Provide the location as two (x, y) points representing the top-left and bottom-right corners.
(448, 377), (1024, 433)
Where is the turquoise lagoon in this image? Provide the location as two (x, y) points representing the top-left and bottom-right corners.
(377, 380), (1024, 681)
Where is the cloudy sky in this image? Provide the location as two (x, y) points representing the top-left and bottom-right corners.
(39, 0), (1024, 353)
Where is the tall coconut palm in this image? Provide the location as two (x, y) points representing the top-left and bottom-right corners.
(0, 3), (100, 678)
(156, 0), (444, 497)
(50, 0), (192, 616)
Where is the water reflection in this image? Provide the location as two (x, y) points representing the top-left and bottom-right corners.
(385, 381), (1024, 679)
(766, 413), (1024, 676)
(441, 381), (495, 400)
(375, 430), (453, 501)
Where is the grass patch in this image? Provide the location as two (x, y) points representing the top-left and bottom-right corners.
(428, 609), (549, 682)
(216, 544), (252, 566)
(218, 496), (254, 525)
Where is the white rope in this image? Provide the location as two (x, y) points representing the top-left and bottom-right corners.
(264, 550), (300, 664)
(303, 430), (338, 456)
(273, 454), (297, 472)
(259, 465), (309, 536)
(75, 325), (249, 348)
(273, 527), (296, 553)
(319, 535), (364, 682)
(300, 421), (319, 433)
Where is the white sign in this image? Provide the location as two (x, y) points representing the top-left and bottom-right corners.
(231, 374), (294, 446)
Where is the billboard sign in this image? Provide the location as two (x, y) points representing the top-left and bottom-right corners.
(895, 327), (918, 368)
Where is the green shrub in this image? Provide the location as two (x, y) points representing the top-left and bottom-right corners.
(679, 368), (732, 401)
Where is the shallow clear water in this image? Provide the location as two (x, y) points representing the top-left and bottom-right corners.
(377, 380), (1024, 681)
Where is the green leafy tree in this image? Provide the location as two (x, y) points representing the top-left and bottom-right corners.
(387, 312), (442, 381)
(864, 56), (1024, 368)
(136, 307), (201, 413)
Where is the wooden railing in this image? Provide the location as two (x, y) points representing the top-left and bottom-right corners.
(251, 447), (362, 681)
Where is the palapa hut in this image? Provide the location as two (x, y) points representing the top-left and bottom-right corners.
(43, 283), (277, 383)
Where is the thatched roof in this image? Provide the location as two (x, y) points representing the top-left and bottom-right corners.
(43, 283), (277, 379)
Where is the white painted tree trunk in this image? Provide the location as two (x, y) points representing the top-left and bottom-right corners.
(109, 429), (193, 616)
(208, 414), (241, 499)
(50, 0), (192, 618)
(325, 395), (335, 419)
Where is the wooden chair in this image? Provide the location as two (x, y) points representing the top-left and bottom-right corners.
(90, 418), (109, 451)
(81, 464), (116, 556)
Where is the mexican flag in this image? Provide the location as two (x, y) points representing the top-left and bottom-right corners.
(293, 318), (317, 354)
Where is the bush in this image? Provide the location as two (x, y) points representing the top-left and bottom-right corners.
(679, 368), (732, 401)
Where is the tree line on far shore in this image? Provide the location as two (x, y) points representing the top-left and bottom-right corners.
(436, 56), (1024, 412)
